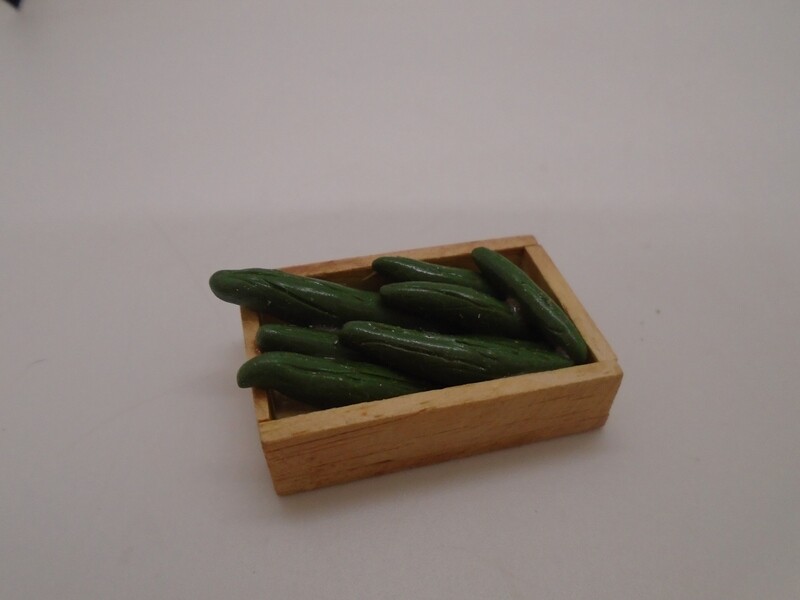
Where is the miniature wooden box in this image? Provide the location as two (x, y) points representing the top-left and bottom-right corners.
(239, 235), (622, 495)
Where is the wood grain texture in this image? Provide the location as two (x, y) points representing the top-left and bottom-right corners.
(262, 361), (621, 494)
(237, 235), (622, 494)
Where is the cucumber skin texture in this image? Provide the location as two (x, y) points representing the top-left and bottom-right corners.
(255, 324), (363, 361)
(236, 351), (432, 408)
(471, 247), (588, 364)
(380, 281), (530, 339)
(339, 321), (573, 386)
(209, 268), (432, 329)
(372, 256), (497, 296)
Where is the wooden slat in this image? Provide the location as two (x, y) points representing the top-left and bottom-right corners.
(260, 360), (617, 445)
(262, 361), (622, 495)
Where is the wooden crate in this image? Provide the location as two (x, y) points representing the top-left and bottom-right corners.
(239, 235), (622, 495)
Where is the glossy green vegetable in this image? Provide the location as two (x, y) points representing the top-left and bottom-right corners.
(372, 256), (496, 295)
(339, 321), (573, 386)
(236, 351), (432, 408)
(255, 324), (363, 361)
(380, 281), (530, 339)
(471, 247), (588, 363)
(209, 268), (432, 329)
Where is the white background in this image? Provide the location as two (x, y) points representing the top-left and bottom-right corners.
(2, 2), (799, 598)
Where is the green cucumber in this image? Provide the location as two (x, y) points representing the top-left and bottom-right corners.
(471, 247), (588, 364)
(209, 268), (433, 329)
(255, 324), (363, 361)
(339, 321), (573, 386)
(236, 351), (433, 408)
(380, 281), (530, 339)
(372, 256), (497, 296)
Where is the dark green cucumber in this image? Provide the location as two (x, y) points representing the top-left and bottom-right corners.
(471, 247), (588, 364)
(236, 351), (432, 408)
(380, 281), (530, 339)
(209, 268), (433, 329)
(372, 256), (497, 296)
(339, 321), (573, 386)
(255, 324), (363, 361)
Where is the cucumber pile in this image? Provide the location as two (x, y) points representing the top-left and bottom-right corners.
(210, 247), (588, 410)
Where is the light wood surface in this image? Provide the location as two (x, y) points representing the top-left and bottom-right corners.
(262, 362), (621, 494)
(239, 236), (622, 494)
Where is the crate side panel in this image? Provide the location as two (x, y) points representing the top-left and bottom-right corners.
(264, 366), (621, 494)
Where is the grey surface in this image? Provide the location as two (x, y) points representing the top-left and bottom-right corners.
(2, 2), (799, 599)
